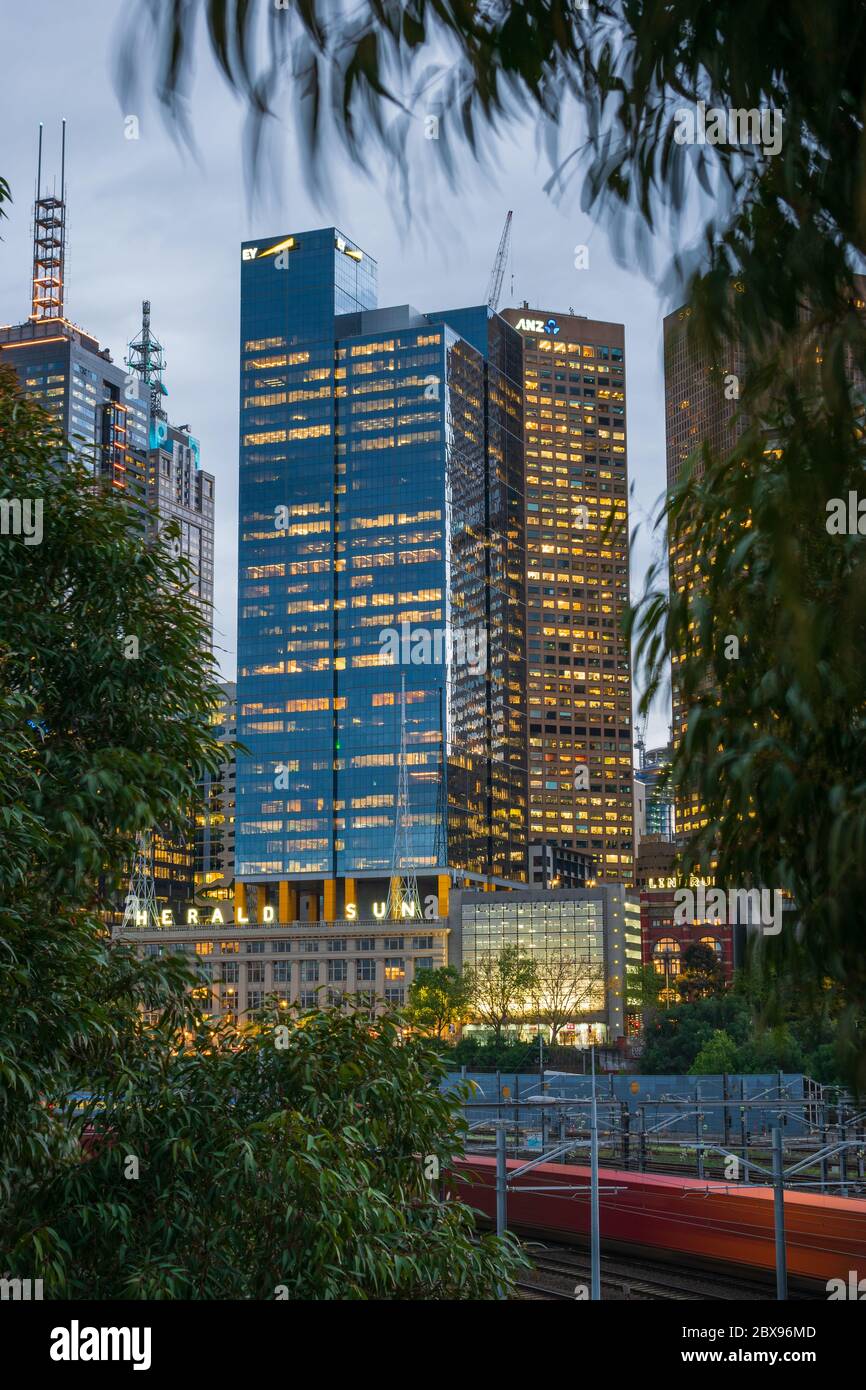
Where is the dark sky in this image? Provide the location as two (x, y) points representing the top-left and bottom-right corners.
(0, 0), (675, 748)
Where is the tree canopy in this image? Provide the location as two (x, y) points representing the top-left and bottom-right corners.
(0, 374), (522, 1299)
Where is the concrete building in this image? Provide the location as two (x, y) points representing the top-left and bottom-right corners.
(528, 840), (596, 888)
(118, 914), (450, 1026)
(500, 306), (634, 884)
(128, 301), (215, 638)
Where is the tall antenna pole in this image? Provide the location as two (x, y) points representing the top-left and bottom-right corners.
(126, 299), (168, 420)
(30, 120), (67, 321)
(121, 832), (161, 931)
(390, 674), (422, 922)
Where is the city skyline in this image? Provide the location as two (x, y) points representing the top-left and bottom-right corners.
(0, 0), (673, 749)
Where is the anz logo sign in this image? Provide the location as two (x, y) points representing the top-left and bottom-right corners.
(515, 316), (560, 335)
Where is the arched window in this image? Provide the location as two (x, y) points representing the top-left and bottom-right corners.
(652, 937), (681, 977)
(700, 935), (722, 958)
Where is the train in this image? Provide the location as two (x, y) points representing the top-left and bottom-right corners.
(450, 1154), (866, 1290)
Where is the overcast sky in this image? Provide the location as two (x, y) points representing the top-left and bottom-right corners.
(0, 0), (676, 748)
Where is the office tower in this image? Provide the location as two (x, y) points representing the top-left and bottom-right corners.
(0, 124), (150, 506)
(499, 306), (634, 884)
(195, 680), (237, 908)
(236, 227), (527, 926)
(124, 302), (216, 912)
(0, 128), (218, 921)
(634, 743), (675, 846)
(127, 301), (215, 640)
(663, 305), (747, 840)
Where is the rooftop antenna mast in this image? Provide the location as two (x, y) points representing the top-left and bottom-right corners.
(121, 832), (161, 931)
(30, 120), (67, 321)
(126, 300), (168, 420)
(390, 674), (422, 922)
(635, 718), (647, 771)
(486, 210), (513, 311)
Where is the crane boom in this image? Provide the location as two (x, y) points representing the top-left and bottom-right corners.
(486, 210), (513, 310)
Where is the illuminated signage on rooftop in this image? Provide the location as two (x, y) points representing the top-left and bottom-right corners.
(515, 316), (560, 335)
(335, 234), (363, 262)
(241, 236), (296, 262)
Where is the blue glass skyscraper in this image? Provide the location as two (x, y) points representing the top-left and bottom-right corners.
(236, 227), (527, 923)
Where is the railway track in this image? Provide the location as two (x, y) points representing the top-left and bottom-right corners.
(517, 1243), (813, 1302)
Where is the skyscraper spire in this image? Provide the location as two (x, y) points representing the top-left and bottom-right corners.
(126, 299), (168, 421)
(30, 120), (67, 321)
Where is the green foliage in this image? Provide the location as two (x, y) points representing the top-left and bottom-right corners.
(642, 988), (846, 1083)
(627, 962), (665, 1011)
(689, 1029), (740, 1075)
(450, 1035), (549, 1073)
(676, 943), (726, 1003)
(5, 998), (525, 1299)
(0, 373), (523, 1299)
(464, 946), (540, 1043)
(406, 964), (471, 1038)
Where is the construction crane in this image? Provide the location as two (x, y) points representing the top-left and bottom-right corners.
(486, 210), (513, 311)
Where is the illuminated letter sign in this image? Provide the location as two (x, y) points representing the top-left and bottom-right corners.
(242, 237), (296, 262)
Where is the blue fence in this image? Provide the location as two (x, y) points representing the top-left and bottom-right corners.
(443, 1072), (810, 1138)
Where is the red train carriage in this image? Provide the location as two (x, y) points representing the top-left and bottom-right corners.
(451, 1155), (866, 1288)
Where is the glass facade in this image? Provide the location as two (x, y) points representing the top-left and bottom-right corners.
(0, 321), (150, 507)
(461, 895), (605, 993)
(236, 228), (527, 899)
(500, 308), (634, 883)
(455, 886), (641, 1039)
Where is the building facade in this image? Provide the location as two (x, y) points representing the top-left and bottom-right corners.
(640, 875), (736, 997)
(452, 885), (641, 1044)
(236, 227), (527, 926)
(634, 743), (674, 851)
(0, 316), (150, 506)
(499, 306), (634, 885)
(528, 840), (596, 888)
(663, 305), (747, 841)
(121, 916), (449, 1026)
(128, 301), (216, 637)
(195, 680), (237, 908)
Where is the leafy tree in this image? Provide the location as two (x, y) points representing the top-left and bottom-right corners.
(641, 994), (753, 1075)
(0, 374), (523, 1299)
(676, 943), (726, 1003)
(127, 1), (866, 1084)
(464, 947), (539, 1044)
(689, 1029), (740, 1076)
(406, 965), (470, 1039)
(627, 962), (665, 1012)
(527, 954), (606, 1043)
(5, 998), (525, 1299)
(452, 1035), (548, 1073)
